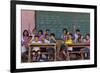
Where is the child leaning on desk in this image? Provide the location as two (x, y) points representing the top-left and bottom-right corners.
(31, 35), (42, 62)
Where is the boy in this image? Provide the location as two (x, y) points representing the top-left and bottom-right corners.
(31, 35), (42, 62)
(61, 28), (68, 40)
(74, 29), (81, 43)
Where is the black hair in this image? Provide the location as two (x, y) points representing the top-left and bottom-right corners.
(34, 35), (39, 38)
(46, 29), (50, 32)
(29, 36), (32, 38)
(50, 33), (55, 37)
(38, 30), (43, 35)
(69, 33), (73, 36)
(23, 29), (29, 36)
(63, 28), (68, 34)
(76, 29), (80, 32)
(85, 33), (90, 37)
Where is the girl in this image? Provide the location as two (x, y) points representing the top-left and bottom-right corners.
(38, 30), (44, 42)
(21, 29), (29, 62)
(82, 33), (90, 59)
(61, 28), (68, 41)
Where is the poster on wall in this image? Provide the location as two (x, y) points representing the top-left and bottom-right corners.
(11, 0), (97, 72)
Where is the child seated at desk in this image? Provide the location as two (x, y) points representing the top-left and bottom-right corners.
(31, 35), (42, 62)
(65, 33), (73, 51)
(49, 33), (56, 43)
(46, 33), (56, 61)
(59, 33), (73, 60)
(74, 29), (81, 43)
(41, 34), (50, 44)
(38, 30), (44, 42)
(73, 29), (83, 52)
(61, 28), (68, 40)
(82, 33), (90, 59)
(21, 29), (30, 62)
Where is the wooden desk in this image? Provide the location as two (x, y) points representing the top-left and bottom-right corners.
(28, 43), (56, 62)
(68, 43), (90, 47)
(66, 43), (90, 60)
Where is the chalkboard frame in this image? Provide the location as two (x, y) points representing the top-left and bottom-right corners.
(11, 0), (97, 72)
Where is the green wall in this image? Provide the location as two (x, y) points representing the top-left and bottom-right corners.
(36, 11), (90, 39)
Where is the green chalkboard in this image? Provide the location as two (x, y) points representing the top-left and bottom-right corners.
(36, 11), (90, 39)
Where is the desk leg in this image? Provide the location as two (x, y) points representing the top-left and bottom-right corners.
(80, 49), (84, 60)
(28, 46), (31, 62)
(54, 46), (56, 61)
(66, 52), (70, 60)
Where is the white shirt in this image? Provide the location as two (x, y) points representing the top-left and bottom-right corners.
(32, 41), (42, 51)
(44, 39), (50, 44)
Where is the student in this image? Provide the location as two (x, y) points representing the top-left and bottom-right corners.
(46, 33), (56, 61)
(77, 34), (83, 43)
(41, 34), (50, 44)
(65, 33), (73, 45)
(31, 29), (37, 40)
(65, 33), (73, 51)
(49, 33), (56, 43)
(82, 33), (90, 59)
(59, 41), (68, 60)
(21, 29), (29, 62)
(73, 32), (83, 52)
(29, 29), (37, 43)
(22, 30), (29, 46)
(74, 29), (81, 43)
(61, 28), (68, 41)
(45, 29), (50, 35)
(31, 35), (42, 62)
(38, 30), (44, 42)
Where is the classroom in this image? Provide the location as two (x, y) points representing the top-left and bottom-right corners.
(21, 10), (90, 62)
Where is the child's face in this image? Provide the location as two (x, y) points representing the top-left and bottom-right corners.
(63, 30), (66, 34)
(67, 34), (72, 40)
(32, 52), (35, 56)
(34, 37), (39, 42)
(50, 36), (54, 39)
(46, 35), (49, 39)
(46, 31), (49, 34)
(76, 31), (80, 35)
(83, 39), (86, 42)
(39, 32), (42, 35)
(69, 35), (72, 39)
(86, 35), (90, 39)
(24, 31), (28, 36)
